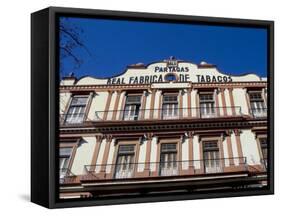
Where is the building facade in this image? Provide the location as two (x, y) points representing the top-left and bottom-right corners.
(59, 58), (268, 199)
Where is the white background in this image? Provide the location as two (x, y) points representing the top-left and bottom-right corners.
(0, 0), (278, 215)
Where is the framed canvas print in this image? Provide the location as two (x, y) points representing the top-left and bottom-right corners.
(31, 7), (274, 208)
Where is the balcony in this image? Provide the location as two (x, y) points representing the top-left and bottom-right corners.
(261, 158), (267, 170)
(94, 106), (242, 121)
(84, 157), (247, 180)
(59, 168), (76, 184)
(250, 108), (267, 118)
(60, 113), (85, 125)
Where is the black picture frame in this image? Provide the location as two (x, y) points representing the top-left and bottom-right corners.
(31, 6), (274, 208)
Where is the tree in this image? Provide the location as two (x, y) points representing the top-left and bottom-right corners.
(59, 17), (92, 77)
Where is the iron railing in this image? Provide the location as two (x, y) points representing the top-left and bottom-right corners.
(249, 108), (267, 118)
(261, 158), (267, 170)
(59, 168), (76, 184)
(59, 107), (268, 124)
(60, 113), (86, 125)
(94, 106), (242, 121)
(84, 157), (247, 180)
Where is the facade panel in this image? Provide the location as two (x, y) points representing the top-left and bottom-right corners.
(59, 58), (268, 199)
(71, 136), (96, 175)
(240, 129), (261, 165)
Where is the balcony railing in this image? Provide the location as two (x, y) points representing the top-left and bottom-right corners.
(59, 168), (76, 184)
(60, 113), (85, 125)
(249, 108), (267, 118)
(94, 106), (242, 121)
(261, 158), (267, 170)
(84, 157), (247, 180)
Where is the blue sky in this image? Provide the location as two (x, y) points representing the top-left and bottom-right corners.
(59, 16), (267, 79)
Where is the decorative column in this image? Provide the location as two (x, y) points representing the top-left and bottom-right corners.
(103, 91), (113, 120)
(220, 88), (227, 116)
(118, 91), (126, 120)
(215, 89), (220, 117)
(100, 135), (113, 177)
(154, 136), (160, 177)
(187, 89), (192, 118)
(234, 129), (244, 164)
(112, 90), (121, 120)
(262, 88), (267, 108)
(179, 89), (183, 118)
(188, 131), (194, 173)
(228, 88), (236, 116)
(90, 135), (104, 171)
(157, 90), (162, 119)
(140, 90), (148, 120)
(149, 89), (156, 119)
(198, 135), (205, 173)
(244, 88), (251, 115)
(219, 133), (225, 168)
(226, 130), (234, 165)
(144, 133), (153, 175)
(194, 89), (199, 118)
(178, 135), (184, 174)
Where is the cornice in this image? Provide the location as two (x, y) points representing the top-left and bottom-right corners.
(59, 119), (267, 134)
(59, 81), (267, 93)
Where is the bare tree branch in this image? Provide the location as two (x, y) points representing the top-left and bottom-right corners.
(60, 26), (92, 57)
(61, 47), (81, 65)
(59, 18), (93, 76)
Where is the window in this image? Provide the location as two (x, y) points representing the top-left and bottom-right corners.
(259, 137), (267, 168)
(249, 91), (266, 117)
(59, 147), (73, 178)
(115, 145), (135, 179)
(123, 95), (142, 120)
(203, 141), (222, 173)
(65, 96), (88, 124)
(162, 94), (178, 119)
(159, 143), (178, 176)
(199, 93), (216, 118)
(164, 73), (177, 82)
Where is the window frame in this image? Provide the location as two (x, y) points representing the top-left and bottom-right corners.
(161, 93), (179, 119)
(199, 91), (216, 117)
(123, 94), (142, 120)
(248, 90), (267, 117)
(156, 138), (181, 176)
(59, 139), (80, 177)
(256, 135), (267, 160)
(160, 143), (178, 170)
(256, 134), (268, 169)
(111, 140), (141, 179)
(202, 139), (222, 173)
(199, 136), (225, 173)
(64, 95), (90, 124)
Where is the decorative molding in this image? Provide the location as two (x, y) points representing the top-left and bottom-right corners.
(105, 134), (113, 143)
(187, 88), (192, 117)
(180, 89), (185, 95)
(225, 129), (233, 136)
(181, 134), (186, 143)
(112, 90), (122, 120)
(185, 131), (195, 138)
(144, 132), (154, 140)
(233, 129), (242, 136)
(59, 81), (267, 93)
(95, 135), (104, 144)
(103, 91), (113, 120)
(149, 89), (157, 119)
(59, 119), (267, 134)
(220, 88), (227, 116)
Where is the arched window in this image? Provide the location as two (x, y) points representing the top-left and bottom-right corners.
(164, 73), (177, 82)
